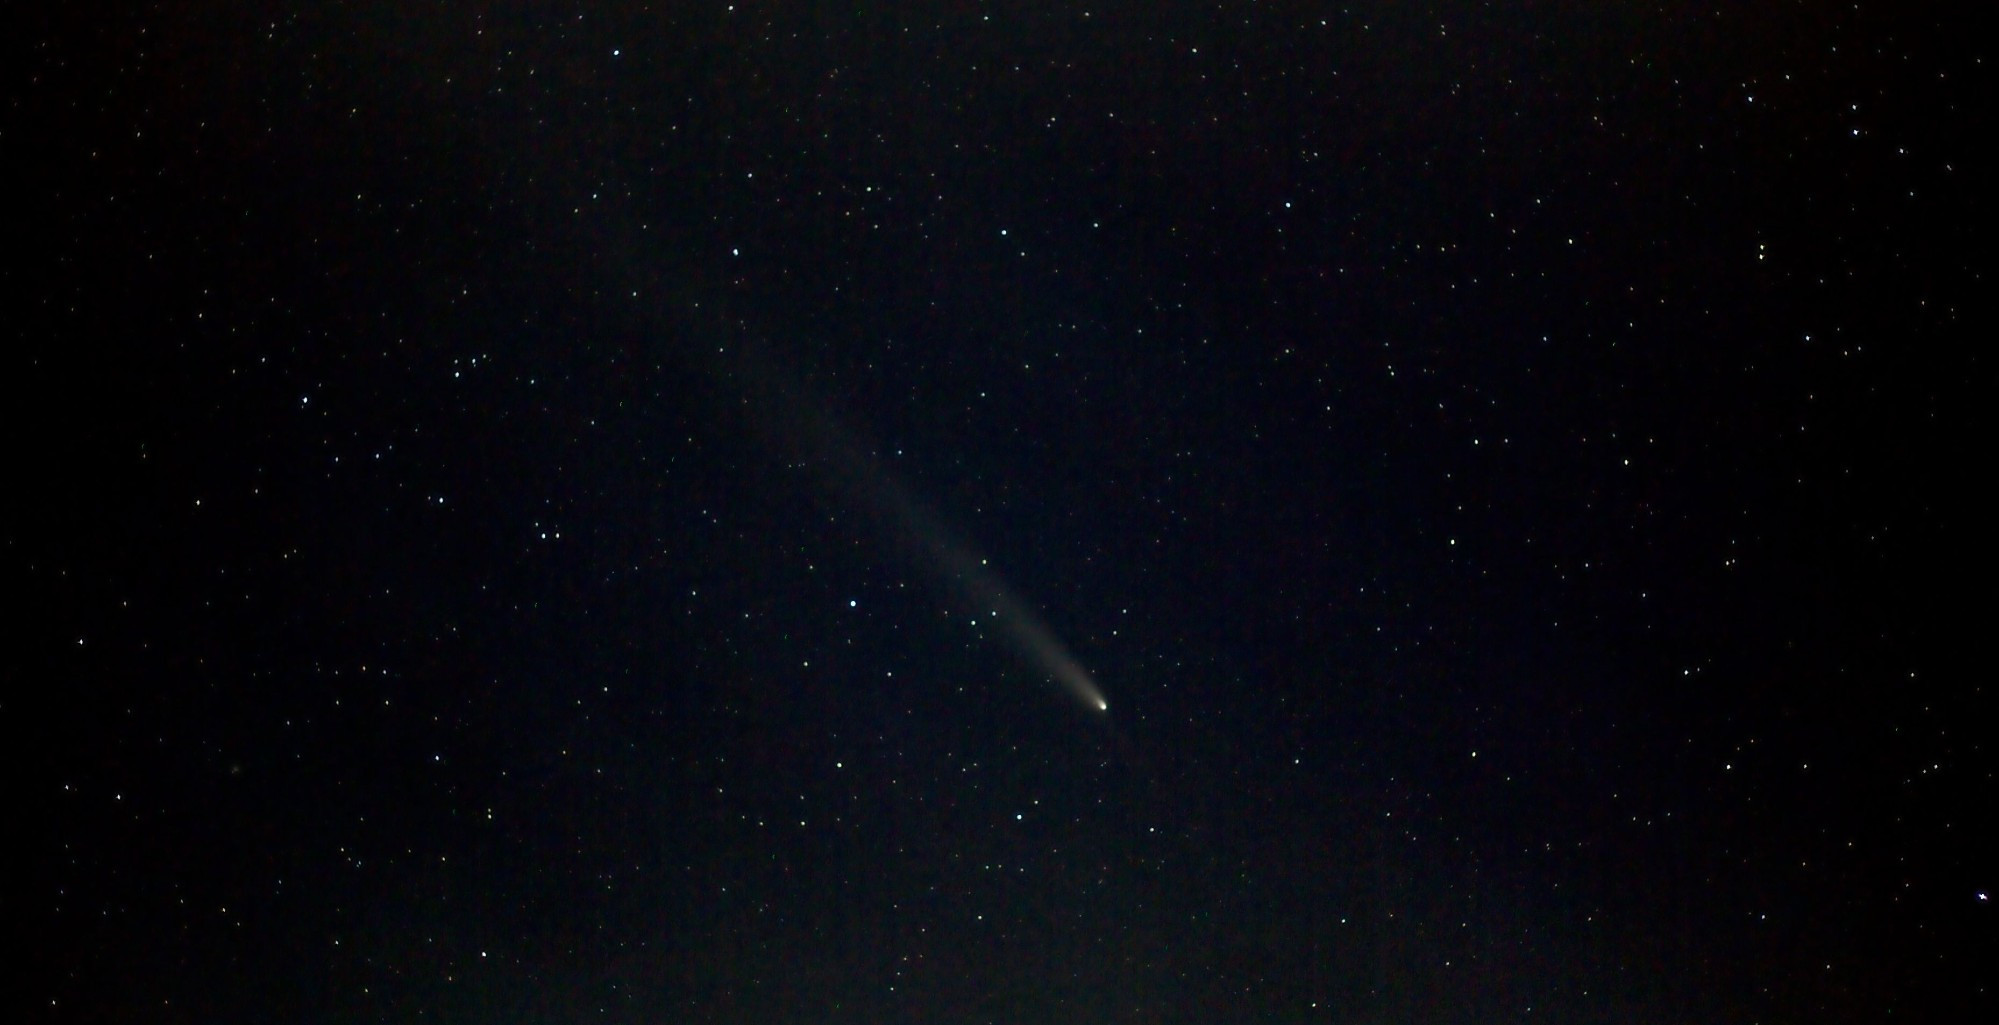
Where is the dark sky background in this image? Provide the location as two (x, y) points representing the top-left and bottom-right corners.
(7, 2), (1991, 1022)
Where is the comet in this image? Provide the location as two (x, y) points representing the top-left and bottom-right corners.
(820, 419), (1111, 717)
(707, 330), (1109, 717)
(906, 514), (1111, 716)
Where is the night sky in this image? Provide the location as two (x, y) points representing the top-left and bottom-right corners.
(9, 3), (1991, 1022)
